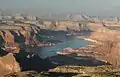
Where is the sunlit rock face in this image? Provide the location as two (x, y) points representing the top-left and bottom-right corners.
(89, 26), (120, 42)
(0, 31), (20, 54)
(88, 28), (120, 66)
(44, 20), (88, 31)
(0, 24), (40, 53)
(4, 31), (15, 43)
(92, 41), (120, 66)
(104, 42), (120, 66)
(0, 53), (20, 76)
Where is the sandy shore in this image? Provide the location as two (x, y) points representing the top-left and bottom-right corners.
(76, 36), (102, 44)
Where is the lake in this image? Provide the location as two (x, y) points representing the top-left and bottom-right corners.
(37, 30), (90, 58)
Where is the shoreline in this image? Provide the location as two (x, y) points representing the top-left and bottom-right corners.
(76, 36), (102, 45)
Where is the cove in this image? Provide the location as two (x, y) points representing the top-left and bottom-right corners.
(37, 30), (91, 58)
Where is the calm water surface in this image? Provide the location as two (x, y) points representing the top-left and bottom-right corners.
(37, 30), (90, 58)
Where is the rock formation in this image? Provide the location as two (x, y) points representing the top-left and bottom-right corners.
(0, 24), (57, 76)
(86, 26), (120, 66)
(0, 53), (20, 76)
(93, 41), (120, 66)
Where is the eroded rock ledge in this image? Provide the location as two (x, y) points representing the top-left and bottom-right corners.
(0, 24), (56, 76)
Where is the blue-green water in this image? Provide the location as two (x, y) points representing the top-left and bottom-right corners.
(33, 29), (90, 58)
(38, 36), (89, 58)
(34, 30), (106, 66)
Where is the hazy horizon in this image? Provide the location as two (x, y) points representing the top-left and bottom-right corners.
(0, 0), (120, 16)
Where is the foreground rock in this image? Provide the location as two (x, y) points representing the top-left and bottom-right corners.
(49, 65), (120, 77)
(49, 65), (120, 73)
(0, 53), (20, 76)
(4, 71), (44, 77)
(5, 65), (120, 77)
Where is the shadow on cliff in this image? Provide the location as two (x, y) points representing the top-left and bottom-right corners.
(14, 50), (57, 72)
(0, 35), (8, 56)
(48, 55), (110, 66)
(10, 31), (25, 44)
(0, 33), (57, 72)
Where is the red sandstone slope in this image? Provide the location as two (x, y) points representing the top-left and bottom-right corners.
(0, 53), (20, 76)
(2, 31), (20, 53)
(88, 26), (120, 66)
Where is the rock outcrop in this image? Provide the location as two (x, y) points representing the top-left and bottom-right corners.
(0, 31), (20, 54)
(43, 20), (91, 31)
(89, 27), (120, 42)
(93, 41), (120, 66)
(0, 24), (54, 76)
(0, 53), (20, 76)
(87, 26), (120, 66)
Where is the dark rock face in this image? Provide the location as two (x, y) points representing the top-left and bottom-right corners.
(14, 50), (56, 72)
(49, 55), (107, 66)
(0, 35), (5, 46)
(0, 28), (56, 75)
(10, 31), (25, 44)
(0, 49), (8, 57)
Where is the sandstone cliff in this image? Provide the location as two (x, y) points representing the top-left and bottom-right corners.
(0, 53), (20, 76)
(87, 25), (120, 66)
(0, 24), (44, 76)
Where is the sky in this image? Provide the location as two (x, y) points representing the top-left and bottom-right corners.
(0, 0), (120, 16)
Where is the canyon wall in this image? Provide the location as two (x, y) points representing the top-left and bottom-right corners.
(0, 24), (42, 76)
(40, 20), (89, 31)
(88, 23), (120, 66)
